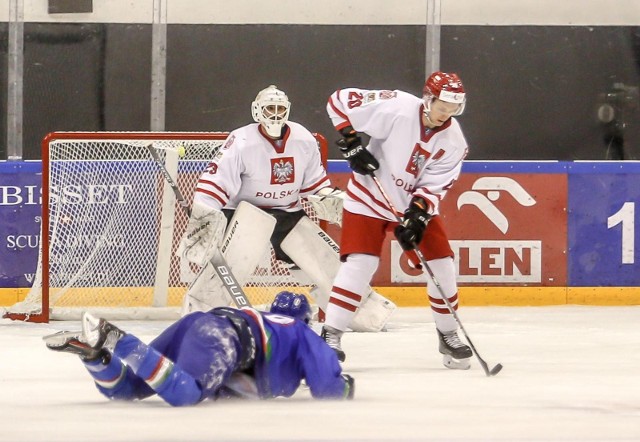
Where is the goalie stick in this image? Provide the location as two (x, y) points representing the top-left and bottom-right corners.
(371, 175), (502, 377)
(146, 144), (251, 308)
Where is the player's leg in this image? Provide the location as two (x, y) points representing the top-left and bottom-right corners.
(322, 253), (380, 361)
(320, 211), (389, 361)
(83, 354), (154, 401)
(81, 312), (234, 406)
(43, 329), (154, 401)
(415, 216), (472, 369)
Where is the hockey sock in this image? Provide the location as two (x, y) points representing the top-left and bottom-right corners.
(426, 257), (459, 332)
(325, 253), (378, 331)
(113, 334), (203, 406)
(84, 357), (127, 390)
(82, 356), (155, 401)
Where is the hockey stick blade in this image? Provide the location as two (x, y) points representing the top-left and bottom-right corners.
(478, 358), (503, 377)
(490, 363), (503, 376)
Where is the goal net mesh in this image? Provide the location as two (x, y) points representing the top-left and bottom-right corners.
(5, 132), (327, 321)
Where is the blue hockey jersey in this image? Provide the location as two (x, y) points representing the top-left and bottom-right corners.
(237, 307), (348, 399)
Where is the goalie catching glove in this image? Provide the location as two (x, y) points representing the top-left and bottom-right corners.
(306, 187), (345, 226)
(177, 200), (228, 267)
(394, 197), (431, 251)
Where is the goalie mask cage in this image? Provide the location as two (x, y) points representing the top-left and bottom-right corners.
(4, 131), (328, 322)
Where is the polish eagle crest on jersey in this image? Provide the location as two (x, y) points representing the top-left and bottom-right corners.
(271, 157), (295, 185)
(405, 143), (430, 177)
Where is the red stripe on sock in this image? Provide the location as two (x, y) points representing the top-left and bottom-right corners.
(428, 293), (459, 305)
(329, 296), (358, 312)
(332, 286), (362, 302)
(432, 306), (453, 314)
(146, 357), (165, 382)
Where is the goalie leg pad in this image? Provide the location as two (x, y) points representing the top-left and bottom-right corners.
(220, 201), (277, 284)
(181, 263), (233, 315)
(348, 290), (397, 333)
(280, 216), (341, 297)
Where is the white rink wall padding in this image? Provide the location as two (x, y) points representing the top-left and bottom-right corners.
(5, 0), (640, 24)
(1, 306), (639, 442)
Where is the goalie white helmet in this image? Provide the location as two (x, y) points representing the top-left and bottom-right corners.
(251, 85), (291, 138)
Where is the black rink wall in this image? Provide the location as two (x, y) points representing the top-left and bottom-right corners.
(0, 23), (639, 160)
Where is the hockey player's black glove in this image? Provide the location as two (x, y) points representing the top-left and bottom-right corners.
(336, 126), (379, 175)
(394, 197), (431, 251)
(342, 374), (355, 400)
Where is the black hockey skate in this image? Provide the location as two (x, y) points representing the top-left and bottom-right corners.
(438, 329), (472, 370)
(43, 330), (106, 362)
(321, 325), (346, 362)
(82, 312), (126, 354)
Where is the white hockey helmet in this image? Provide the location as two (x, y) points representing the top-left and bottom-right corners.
(423, 71), (466, 117)
(251, 85), (291, 138)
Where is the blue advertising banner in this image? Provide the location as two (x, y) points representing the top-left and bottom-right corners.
(0, 162), (42, 288)
(568, 165), (640, 286)
(2, 160), (640, 296)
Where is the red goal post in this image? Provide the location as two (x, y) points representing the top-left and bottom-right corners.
(4, 131), (328, 322)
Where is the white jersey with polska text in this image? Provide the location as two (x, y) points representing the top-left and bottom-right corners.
(326, 88), (468, 219)
(194, 121), (330, 212)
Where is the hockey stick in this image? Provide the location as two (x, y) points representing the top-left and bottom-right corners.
(146, 144), (251, 308)
(371, 175), (502, 377)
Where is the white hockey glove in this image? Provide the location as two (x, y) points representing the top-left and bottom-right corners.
(177, 201), (227, 267)
(306, 187), (345, 226)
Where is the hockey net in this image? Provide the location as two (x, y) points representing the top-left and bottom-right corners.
(4, 131), (328, 322)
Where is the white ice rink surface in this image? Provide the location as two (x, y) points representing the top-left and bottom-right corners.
(1, 306), (639, 442)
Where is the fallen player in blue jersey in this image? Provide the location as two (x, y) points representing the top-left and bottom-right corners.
(43, 292), (354, 405)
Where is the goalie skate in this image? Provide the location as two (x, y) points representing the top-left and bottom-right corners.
(438, 329), (472, 370)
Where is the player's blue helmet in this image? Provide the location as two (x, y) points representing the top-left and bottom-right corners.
(270, 291), (312, 324)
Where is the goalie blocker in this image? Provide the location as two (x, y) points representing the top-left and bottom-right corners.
(182, 202), (395, 332)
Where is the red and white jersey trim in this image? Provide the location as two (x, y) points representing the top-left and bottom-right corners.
(193, 121), (330, 212)
(326, 88), (468, 219)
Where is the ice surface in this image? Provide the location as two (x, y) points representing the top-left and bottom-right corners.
(1, 306), (639, 442)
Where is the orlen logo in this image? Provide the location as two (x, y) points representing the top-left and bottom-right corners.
(456, 177), (536, 234)
(391, 177), (542, 284)
(453, 177), (540, 283)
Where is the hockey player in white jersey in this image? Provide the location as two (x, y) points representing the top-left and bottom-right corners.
(322, 72), (473, 368)
(178, 85), (396, 332)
